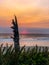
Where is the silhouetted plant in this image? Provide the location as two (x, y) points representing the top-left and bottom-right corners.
(11, 15), (20, 52)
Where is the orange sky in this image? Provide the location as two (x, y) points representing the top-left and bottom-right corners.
(0, 0), (49, 28)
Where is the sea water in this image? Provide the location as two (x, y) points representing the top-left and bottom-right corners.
(0, 35), (49, 47)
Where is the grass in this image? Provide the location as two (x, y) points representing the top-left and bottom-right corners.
(0, 44), (49, 65)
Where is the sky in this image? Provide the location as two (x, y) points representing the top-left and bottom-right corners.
(0, 0), (49, 33)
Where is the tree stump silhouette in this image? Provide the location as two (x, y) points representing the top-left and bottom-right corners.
(11, 16), (20, 52)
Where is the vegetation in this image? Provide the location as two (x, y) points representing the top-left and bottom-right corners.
(0, 44), (49, 65)
(11, 16), (20, 52)
(0, 16), (49, 65)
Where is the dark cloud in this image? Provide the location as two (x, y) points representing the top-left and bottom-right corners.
(19, 27), (49, 34)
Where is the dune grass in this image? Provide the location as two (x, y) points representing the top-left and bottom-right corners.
(0, 44), (49, 65)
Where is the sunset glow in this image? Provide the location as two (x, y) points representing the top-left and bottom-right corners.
(0, 0), (49, 28)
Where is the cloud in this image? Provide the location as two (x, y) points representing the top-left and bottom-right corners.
(19, 27), (49, 34)
(0, 0), (49, 9)
(0, 27), (49, 34)
(19, 19), (49, 28)
(39, 0), (49, 8)
(0, 27), (12, 33)
(0, 0), (49, 28)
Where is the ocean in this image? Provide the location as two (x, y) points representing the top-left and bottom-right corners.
(0, 34), (49, 47)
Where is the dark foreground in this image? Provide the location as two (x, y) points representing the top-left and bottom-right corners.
(0, 45), (49, 65)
